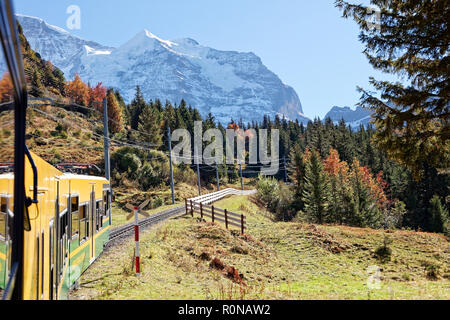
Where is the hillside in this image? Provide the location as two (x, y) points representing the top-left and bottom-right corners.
(69, 195), (449, 300)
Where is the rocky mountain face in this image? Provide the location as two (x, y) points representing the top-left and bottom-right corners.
(324, 106), (372, 129)
(17, 15), (309, 124)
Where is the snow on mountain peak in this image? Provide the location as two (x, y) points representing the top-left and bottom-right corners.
(84, 45), (112, 56)
(142, 29), (176, 47)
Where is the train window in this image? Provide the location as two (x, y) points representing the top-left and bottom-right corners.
(79, 204), (88, 243)
(0, 197), (6, 240)
(103, 190), (110, 217)
(72, 196), (79, 212)
(71, 197), (80, 239)
(96, 200), (103, 231)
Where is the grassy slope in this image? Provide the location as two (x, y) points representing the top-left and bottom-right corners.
(69, 195), (449, 300)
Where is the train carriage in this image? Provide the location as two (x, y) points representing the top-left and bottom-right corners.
(0, 152), (112, 299)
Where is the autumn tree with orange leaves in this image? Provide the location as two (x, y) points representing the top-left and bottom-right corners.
(66, 74), (89, 106)
(105, 89), (124, 134)
(89, 82), (107, 110)
(0, 72), (13, 103)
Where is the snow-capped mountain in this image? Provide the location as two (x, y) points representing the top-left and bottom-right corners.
(16, 14), (114, 78)
(324, 106), (372, 129)
(17, 15), (309, 124)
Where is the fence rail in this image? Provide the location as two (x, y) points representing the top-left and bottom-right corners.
(185, 199), (246, 234)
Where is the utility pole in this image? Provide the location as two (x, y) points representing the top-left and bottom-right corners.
(239, 163), (244, 191)
(103, 98), (112, 225)
(196, 147), (201, 196)
(167, 128), (175, 204)
(216, 164), (220, 192)
(283, 155), (288, 183)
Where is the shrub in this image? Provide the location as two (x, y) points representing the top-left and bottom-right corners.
(384, 200), (407, 229)
(72, 129), (81, 138)
(256, 176), (296, 221)
(1, 128), (11, 138)
(374, 235), (393, 263)
(122, 153), (142, 175)
(83, 132), (92, 141)
(256, 175), (280, 213)
(275, 185), (295, 222)
(422, 261), (441, 280)
(94, 125), (104, 136)
(153, 196), (164, 209)
(137, 162), (158, 190)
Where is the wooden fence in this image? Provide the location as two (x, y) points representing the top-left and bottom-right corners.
(185, 199), (246, 234)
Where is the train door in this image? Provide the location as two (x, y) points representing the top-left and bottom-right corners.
(40, 230), (44, 300)
(90, 186), (95, 262)
(49, 220), (55, 300)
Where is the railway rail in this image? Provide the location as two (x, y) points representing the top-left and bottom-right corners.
(107, 205), (186, 245)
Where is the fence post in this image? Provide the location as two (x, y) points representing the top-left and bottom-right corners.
(212, 205), (215, 224)
(241, 214), (245, 235)
(200, 202), (203, 220)
(190, 200), (194, 217)
(225, 209), (228, 230)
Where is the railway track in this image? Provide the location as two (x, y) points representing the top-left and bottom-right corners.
(107, 205), (185, 245)
(106, 188), (256, 246)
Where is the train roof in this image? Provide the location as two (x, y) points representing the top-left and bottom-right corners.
(61, 173), (108, 182)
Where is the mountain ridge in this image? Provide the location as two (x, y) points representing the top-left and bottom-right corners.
(17, 14), (309, 124)
(324, 106), (372, 129)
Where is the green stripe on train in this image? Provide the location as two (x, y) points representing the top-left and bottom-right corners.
(0, 241), (6, 289)
(0, 257), (5, 289)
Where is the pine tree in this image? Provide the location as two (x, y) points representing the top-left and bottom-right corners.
(301, 150), (330, 223)
(30, 68), (43, 97)
(137, 104), (162, 147)
(336, 0), (450, 178)
(288, 144), (306, 212)
(428, 195), (448, 234)
(130, 86), (146, 130)
(349, 159), (382, 228)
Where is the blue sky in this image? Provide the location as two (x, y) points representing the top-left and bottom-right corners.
(15, 0), (394, 119)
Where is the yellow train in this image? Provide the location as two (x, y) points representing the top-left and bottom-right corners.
(0, 0), (113, 300)
(0, 152), (112, 299)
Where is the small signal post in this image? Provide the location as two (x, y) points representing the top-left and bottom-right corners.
(134, 206), (140, 276)
(125, 200), (150, 277)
